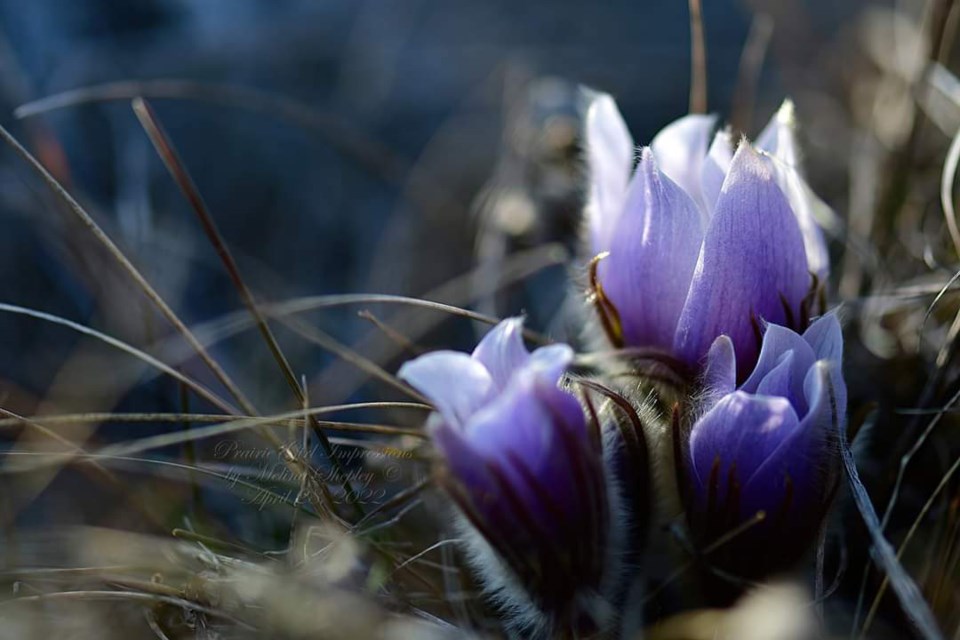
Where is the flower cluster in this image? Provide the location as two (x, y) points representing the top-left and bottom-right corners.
(397, 94), (846, 635)
(585, 97), (828, 380)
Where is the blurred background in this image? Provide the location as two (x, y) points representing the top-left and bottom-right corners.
(1, 0), (959, 638)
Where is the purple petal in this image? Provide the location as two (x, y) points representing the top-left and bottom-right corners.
(741, 323), (816, 413)
(471, 317), (530, 390)
(464, 370), (585, 462)
(702, 335), (737, 399)
(803, 316), (846, 424)
(754, 351), (798, 399)
(777, 166), (831, 280)
(803, 313), (843, 364)
(674, 143), (812, 379)
(757, 100), (830, 278)
(803, 359), (847, 435)
(430, 417), (500, 505)
(689, 391), (800, 502)
(527, 343), (575, 387)
(701, 130), (734, 215)
(463, 371), (588, 522)
(600, 148), (705, 351)
(741, 362), (839, 516)
(398, 352), (493, 428)
(585, 93), (634, 254)
(651, 113), (717, 212)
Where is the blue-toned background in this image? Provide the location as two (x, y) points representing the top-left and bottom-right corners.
(0, 0), (876, 532)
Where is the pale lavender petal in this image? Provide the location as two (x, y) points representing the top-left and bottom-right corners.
(527, 343), (575, 387)
(585, 93), (635, 254)
(757, 100), (830, 278)
(600, 148), (705, 351)
(471, 317), (530, 390)
(756, 100), (799, 168)
(701, 129), (734, 214)
(398, 352), (493, 428)
(689, 391), (800, 499)
(651, 113), (717, 212)
(702, 335), (737, 398)
(674, 143), (811, 379)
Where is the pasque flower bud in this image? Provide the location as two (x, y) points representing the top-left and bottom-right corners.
(676, 314), (846, 593)
(398, 318), (626, 637)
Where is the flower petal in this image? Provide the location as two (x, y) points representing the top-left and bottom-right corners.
(701, 129), (734, 214)
(802, 313), (843, 364)
(702, 335), (737, 398)
(651, 113), (717, 212)
(674, 143), (811, 379)
(527, 343), (575, 386)
(756, 100), (800, 168)
(754, 351), (798, 399)
(741, 362), (840, 516)
(757, 100), (830, 278)
(430, 416), (500, 506)
(585, 93), (634, 254)
(689, 391), (800, 502)
(803, 360), (847, 436)
(803, 314), (846, 420)
(741, 323), (816, 413)
(600, 148), (705, 350)
(463, 370), (588, 523)
(471, 317), (530, 390)
(398, 352), (493, 428)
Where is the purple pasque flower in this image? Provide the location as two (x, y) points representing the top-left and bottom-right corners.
(397, 318), (614, 635)
(679, 313), (845, 582)
(585, 95), (828, 380)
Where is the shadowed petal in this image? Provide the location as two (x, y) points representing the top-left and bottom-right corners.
(472, 317), (530, 390)
(651, 113), (717, 212)
(430, 416), (500, 505)
(398, 352), (493, 428)
(601, 148), (705, 350)
(586, 93), (635, 254)
(674, 143), (811, 379)
(702, 335), (737, 399)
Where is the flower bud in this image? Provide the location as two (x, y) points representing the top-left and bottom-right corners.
(677, 314), (846, 595)
(398, 318), (623, 637)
